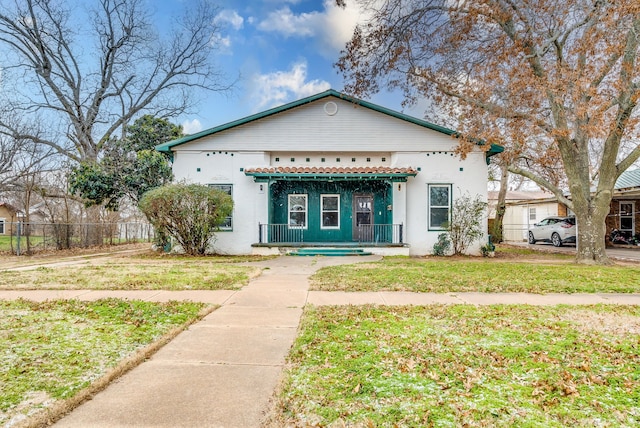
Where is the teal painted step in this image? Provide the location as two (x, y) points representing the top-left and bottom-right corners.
(290, 248), (373, 257)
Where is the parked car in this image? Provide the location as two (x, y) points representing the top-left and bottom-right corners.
(528, 216), (576, 247)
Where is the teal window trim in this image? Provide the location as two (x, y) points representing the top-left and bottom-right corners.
(320, 194), (340, 229)
(428, 184), (452, 231)
(288, 194), (308, 229)
(208, 184), (233, 231)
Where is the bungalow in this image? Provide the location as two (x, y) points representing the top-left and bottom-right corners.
(157, 90), (502, 255)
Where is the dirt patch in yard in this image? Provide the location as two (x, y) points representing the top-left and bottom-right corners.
(562, 308), (640, 335)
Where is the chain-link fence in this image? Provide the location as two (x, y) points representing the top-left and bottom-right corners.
(0, 221), (155, 255)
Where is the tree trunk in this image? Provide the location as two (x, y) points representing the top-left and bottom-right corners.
(85, 204), (104, 247)
(492, 163), (509, 243)
(574, 207), (610, 265)
(567, 163), (614, 265)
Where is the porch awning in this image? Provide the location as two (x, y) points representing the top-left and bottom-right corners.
(244, 166), (418, 182)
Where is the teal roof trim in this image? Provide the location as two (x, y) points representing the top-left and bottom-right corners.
(156, 89), (504, 156)
(485, 143), (504, 164)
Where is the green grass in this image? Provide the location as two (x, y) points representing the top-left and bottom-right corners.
(0, 235), (46, 253)
(0, 259), (262, 290)
(310, 256), (640, 293)
(274, 305), (640, 427)
(0, 298), (207, 425)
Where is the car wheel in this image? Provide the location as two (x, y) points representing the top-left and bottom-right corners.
(528, 231), (536, 244)
(551, 232), (562, 247)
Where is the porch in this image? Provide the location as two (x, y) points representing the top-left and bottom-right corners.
(256, 223), (404, 245)
(252, 223), (409, 256)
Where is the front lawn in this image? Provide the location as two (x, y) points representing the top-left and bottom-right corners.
(0, 298), (208, 426)
(272, 305), (640, 427)
(310, 255), (640, 293)
(0, 258), (262, 290)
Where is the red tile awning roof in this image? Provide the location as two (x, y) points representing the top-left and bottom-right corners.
(244, 166), (418, 182)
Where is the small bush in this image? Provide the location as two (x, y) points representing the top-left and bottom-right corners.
(448, 193), (487, 255)
(432, 233), (451, 256)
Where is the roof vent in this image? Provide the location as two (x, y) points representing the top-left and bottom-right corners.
(324, 101), (338, 116)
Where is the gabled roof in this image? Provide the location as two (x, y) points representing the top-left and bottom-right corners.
(615, 169), (640, 190)
(0, 201), (19, 213)
(156, 89), (503, 160)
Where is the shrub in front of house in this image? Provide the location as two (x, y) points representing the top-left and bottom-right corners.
(139, 183), (233, 255)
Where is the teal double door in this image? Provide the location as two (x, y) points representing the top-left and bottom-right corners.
(270, 180), (392, 242)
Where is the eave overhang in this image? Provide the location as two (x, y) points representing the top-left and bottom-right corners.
(244, 166), (418, 183)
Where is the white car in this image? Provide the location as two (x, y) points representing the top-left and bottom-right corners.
(528, 216), (576, 247)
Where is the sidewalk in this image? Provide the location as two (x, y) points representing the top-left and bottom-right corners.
(1, 254), (637, 427)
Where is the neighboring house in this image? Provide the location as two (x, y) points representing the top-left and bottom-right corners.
(0, 202), (20, 235)
(607, 169), (640, 240)
(493, 168), (640, 243)
(488, 191), (570, 242)
(157, 89), (502, 255)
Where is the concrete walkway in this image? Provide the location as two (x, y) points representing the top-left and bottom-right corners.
(49, 255), (379, 428)
(0, 254), (638, 427)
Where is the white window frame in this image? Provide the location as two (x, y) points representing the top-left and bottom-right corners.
(320, 194), (340, 229)
(529, 207), (537, 222)
(0, 218), (5, 235)
(208, 184), (233, 231)
(288, 194), (308, 229)
(619, 201), (635, 234)
(428, 184), (452, 231)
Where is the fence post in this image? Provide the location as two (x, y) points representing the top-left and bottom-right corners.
(16, 221), (21, 256)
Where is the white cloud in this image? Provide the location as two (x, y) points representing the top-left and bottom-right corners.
(257, 0), (364, 56)
(251, 61), (331, 111)
(322, 0), (364, 52)
(211, 34), (232, 52)
(214, 10), (244, 30)
(257, 7), (319, 37)
(182, 118), (203, 135)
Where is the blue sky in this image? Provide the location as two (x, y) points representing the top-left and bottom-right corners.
(157, 0), (419, 134)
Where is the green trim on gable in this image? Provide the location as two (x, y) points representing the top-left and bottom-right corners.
(155, 89), (504, 158)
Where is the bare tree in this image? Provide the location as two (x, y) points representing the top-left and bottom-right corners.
(0, 0), (231, 163)
(337, 0), (640, 264)
(0, 113), (56, 193)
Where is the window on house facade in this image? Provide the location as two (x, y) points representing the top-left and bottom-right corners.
(529, 207), (537, 222)
(288, 194), (307, 228)
(208, 184), (233, 230)
(0, 219), (4, 234)
(428, 184), (451, 230)
(620, 201), (635, 234)
(321, 195), (340, 229)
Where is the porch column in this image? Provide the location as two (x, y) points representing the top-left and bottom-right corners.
(392, 182), (408, 239)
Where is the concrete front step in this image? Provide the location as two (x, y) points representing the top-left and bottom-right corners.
(290, 247), (373, 256)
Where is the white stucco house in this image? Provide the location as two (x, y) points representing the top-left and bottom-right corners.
(156, 89), (502, 256)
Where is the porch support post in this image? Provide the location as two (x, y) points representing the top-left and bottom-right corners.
(392, 181), (408, 244)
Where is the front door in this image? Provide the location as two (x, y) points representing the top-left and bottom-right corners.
(353, 194), (373, 241)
